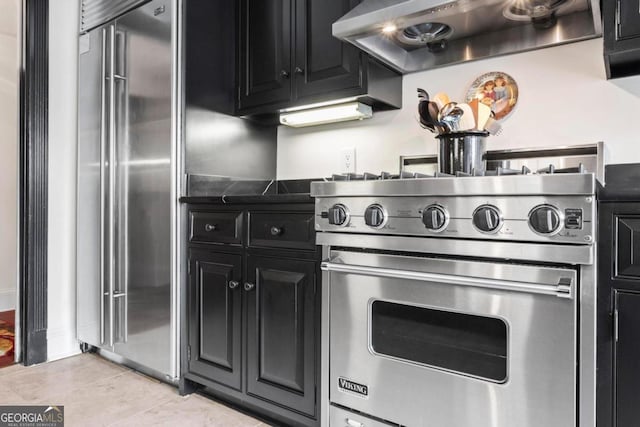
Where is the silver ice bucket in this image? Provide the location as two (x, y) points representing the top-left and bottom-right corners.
(436, 132), (489, 175)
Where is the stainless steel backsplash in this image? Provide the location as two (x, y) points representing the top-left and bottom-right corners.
(185, 109), (277, 182)
(183, 0), (278, 189)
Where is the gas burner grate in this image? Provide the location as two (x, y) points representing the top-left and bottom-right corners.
(433, 172), (455, 178)
(485, 166), (532, 176)
(537, 163), (586, 175)
(329, 163), (587, 181)
(455, 166), (533, 177)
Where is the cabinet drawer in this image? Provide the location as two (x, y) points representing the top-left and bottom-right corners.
(190, 211), (243, 245)
(249, 212), (315, 250)
(615, 215), (640, 279)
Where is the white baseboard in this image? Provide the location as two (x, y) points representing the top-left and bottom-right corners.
(0, 289), (16, 312)
(47, 327), (81, 361)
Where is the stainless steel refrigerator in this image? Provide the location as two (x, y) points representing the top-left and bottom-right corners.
(76, 0), (179, 381)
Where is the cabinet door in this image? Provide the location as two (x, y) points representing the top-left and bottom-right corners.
(617, 0), (640, 40)
(188, 250), (242, 391)
(615, 291), (640, 426)
(294, 0), (363, 103)
(245, 254), (317, 417)
(239, 0), (293, 110)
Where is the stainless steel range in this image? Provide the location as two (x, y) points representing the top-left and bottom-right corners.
(312, 161), (598, 427)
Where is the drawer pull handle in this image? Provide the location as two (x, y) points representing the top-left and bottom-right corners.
(204, 223), (217, 232)
(270, 226), (283, 236)
(346, 419), (364, 427)
(228, 280), (239, 290)
(244, 282), (255, 292)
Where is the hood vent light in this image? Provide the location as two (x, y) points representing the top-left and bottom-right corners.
(503, 0), (573, 29)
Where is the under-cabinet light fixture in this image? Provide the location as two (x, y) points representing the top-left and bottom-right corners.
(279, 102), (373, 128)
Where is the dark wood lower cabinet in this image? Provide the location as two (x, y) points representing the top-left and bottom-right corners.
(188, 250), (243, 391)
(184, 204), (320, 427)
(614, 291), (640, 427)
(246, 254), (317, 416)
(599, 197), (640, 427)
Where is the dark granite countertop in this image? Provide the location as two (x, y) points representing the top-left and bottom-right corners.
(180, 177), (320, 205)
(180, 193), (314, 204)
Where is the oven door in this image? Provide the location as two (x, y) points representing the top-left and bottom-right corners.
(325, 250), (577, 427)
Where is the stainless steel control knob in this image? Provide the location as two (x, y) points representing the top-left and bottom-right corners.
(327, 204), (349, 226)
(422, 205), (448, 232)
(473, 205), (503, 233)
(529, 205), (562, 235)
(364, 204), (386, 228)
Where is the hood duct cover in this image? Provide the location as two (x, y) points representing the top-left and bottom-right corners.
(333, 0), (602, 73)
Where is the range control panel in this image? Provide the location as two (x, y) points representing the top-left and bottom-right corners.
(315, 195), (594, 245)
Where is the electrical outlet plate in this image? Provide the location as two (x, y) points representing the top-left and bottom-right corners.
(341, 147), (356, 173)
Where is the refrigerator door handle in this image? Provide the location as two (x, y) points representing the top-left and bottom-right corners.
(114, 28), (129, 344)
(108, 24), (116, 348)
(99, 27), (108, 346)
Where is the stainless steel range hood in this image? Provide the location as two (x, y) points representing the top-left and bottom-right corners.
(333, 0), (602, 73)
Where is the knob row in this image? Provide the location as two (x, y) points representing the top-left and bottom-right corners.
(324, 203), (563, 235)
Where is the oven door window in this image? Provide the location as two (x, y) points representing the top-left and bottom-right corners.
(371, 301), (508, 382)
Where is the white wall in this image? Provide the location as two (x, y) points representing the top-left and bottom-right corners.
(48, 0), (80, 360)
(277, 38), (640, 179)
(0, 0), (20, 311)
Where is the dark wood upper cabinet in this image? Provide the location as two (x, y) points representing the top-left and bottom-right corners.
(604, 0), (640, 79)
(238, 0), (401, 115)
(294, 0), (363, 103)
(245, 254), (317, 417)
(239, 0), (293, 109)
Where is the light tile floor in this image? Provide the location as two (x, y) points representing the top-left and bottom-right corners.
(0, 353), (270, 427)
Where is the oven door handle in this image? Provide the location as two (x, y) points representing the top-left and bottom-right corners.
(321, 260), (573, 299)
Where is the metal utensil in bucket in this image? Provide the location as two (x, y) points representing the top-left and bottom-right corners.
(436, 132), (489, 175)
